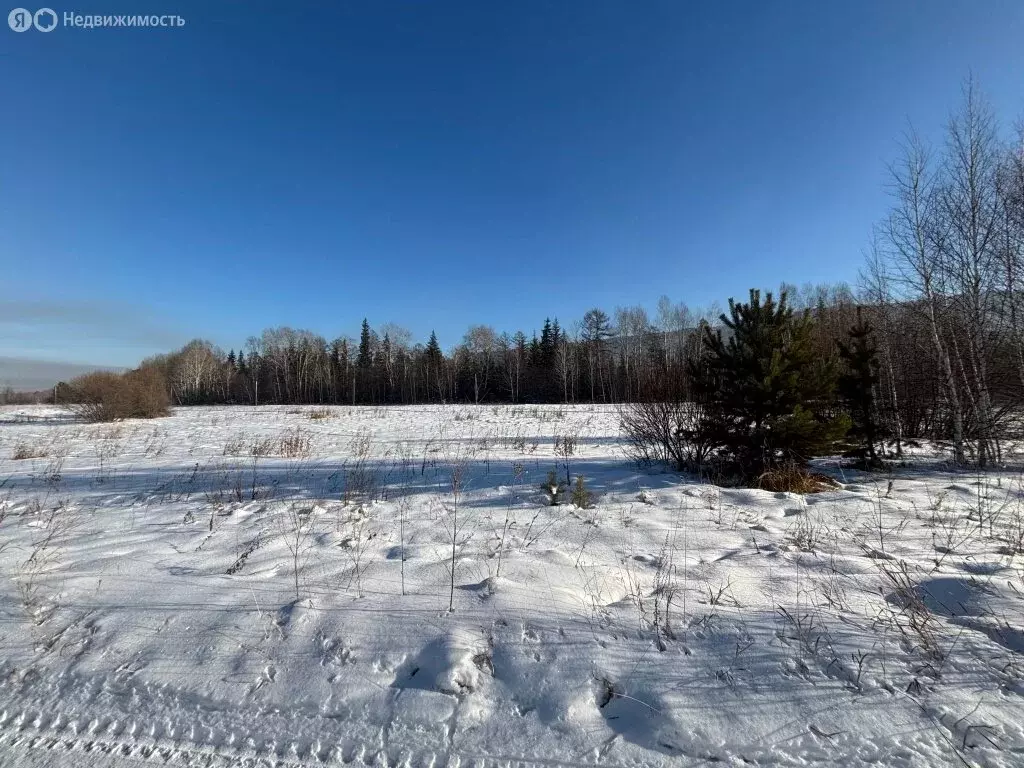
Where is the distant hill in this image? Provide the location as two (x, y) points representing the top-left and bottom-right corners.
(0, 357), (125, 392)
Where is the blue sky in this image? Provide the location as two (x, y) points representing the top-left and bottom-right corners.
(2, 1), (1023, 366)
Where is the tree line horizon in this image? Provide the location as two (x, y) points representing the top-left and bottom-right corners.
(42, 79), (1024, 469)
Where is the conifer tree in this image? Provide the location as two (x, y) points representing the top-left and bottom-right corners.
(539, 318), (554, 364)
(529, 332), (540, 364)
(425, 331), (442, 364)
(838, 309), (882, 466)
(690, 289), (848, 476)
(425, 331), (444, 401)
(357, 319), (373, 369)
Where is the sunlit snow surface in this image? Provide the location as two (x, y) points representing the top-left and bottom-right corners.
(1, 404), (1022, 767)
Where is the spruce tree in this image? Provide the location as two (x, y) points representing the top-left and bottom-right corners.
(425, 331), (443, 401)
(838, 309), (882, 466)
(357, 319), (372, 369)
(690, 289), (848, 476)
(539, 318), (554, 364)
(425, 331), (442, 364)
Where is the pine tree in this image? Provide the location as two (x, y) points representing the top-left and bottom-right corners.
(838, 309), (882, 466)
(690, 289), (849, 476)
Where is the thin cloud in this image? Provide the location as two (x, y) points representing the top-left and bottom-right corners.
(0, 356), (124, 391)
(0, 298), (188, 351)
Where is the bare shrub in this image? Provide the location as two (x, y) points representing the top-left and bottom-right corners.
(307, 407), (335, 420)
(63, 368), (169, 422)
(620, 399), (715, 472)
(63, 372), (126, 422)
(126, 366), (171, 418)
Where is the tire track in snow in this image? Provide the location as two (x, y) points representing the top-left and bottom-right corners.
(0, 662), (656, 768)
(0, 661), (437, 768)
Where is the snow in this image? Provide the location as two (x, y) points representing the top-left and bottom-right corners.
(0, 403), (1022, 767)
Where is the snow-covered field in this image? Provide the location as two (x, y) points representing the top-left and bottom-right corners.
(1, 404), (1023, 767)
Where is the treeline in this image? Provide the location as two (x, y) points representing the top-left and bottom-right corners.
(0, 388), (53, 406)
(60, 81), (1024, 466)
(137, 308), (714, 409)
(133, 287), (864, 410)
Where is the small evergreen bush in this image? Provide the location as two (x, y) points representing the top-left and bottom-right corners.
(571, 475), (593, 509)
(541, 469), (566, 506)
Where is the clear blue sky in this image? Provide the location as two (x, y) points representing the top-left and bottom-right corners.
(2, 1), (1023, 366)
